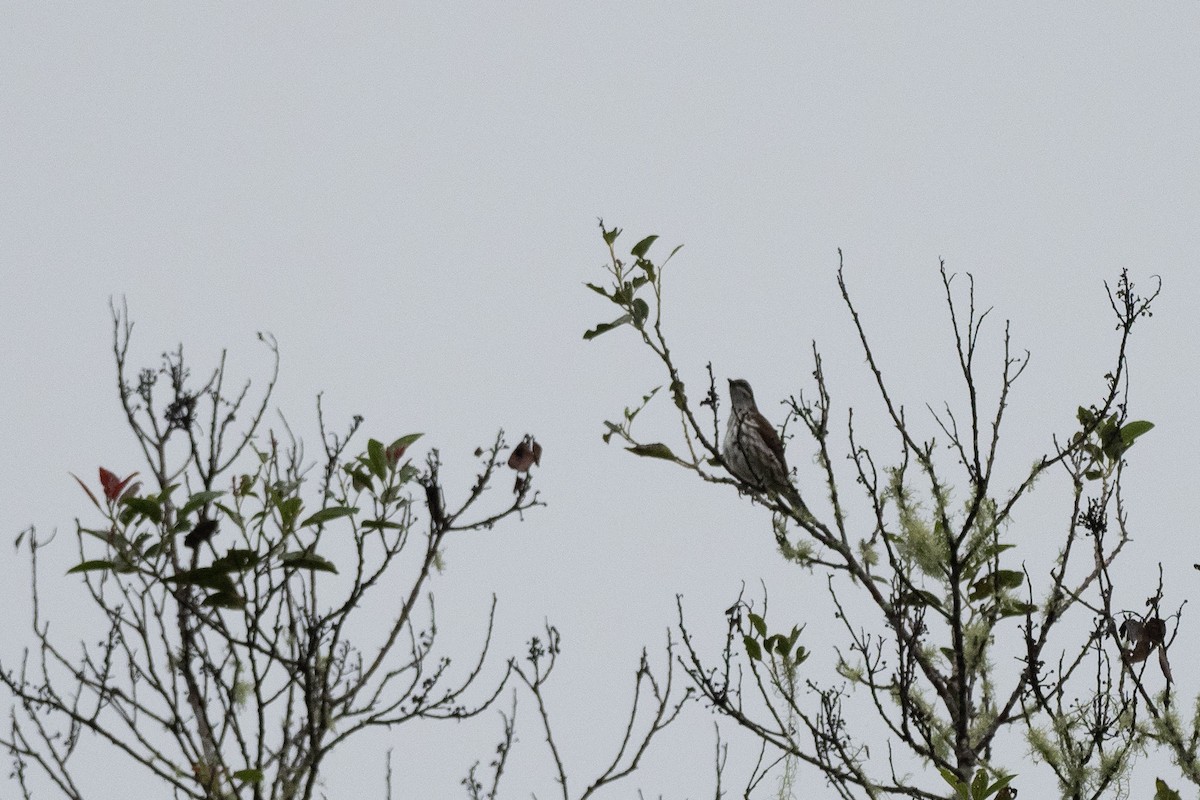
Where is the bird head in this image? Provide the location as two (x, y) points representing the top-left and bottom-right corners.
(727, 378), (758, 413)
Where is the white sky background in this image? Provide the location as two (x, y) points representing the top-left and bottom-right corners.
(2, 4), (1199, 798)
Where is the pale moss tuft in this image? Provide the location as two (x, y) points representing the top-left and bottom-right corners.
(898, 517), (947, 577)
(837, 661), (864, 684)
(1027, 726), (1060, 769)
(857, 539), (878, 567)
(777, 522), (815, 567)
(887, 469), (949, 577)
(963, 621), (992, 673)
(963, 495), (999, 561)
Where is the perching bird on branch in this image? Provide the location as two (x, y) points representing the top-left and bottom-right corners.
(723, 378), (803, 509)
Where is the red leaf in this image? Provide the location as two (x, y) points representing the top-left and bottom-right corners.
(97, 468), (139, 503)
(99, 468), (121, 501)
(385, 444), (407, 467)
(71, 473), (102, 511)
(1159, 644), (1173, 682)
(508, 436), (540, 472)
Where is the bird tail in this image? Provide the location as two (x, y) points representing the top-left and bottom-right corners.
(777, 482), (805, 513)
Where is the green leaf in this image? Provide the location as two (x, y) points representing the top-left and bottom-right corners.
(203, 591), (246, 610)
(180, 490), (226, 518)
(1155, 778), (1182, 800)
(583, 314), (633, 340)
(389, 433), (423, 453)
(212, 549), (260, 572)
(233, 769), (265, 785)
(165, 568), (237, 593)
(937, 767), (966, 797)
(622, 386), (661, 424)
(1099, 416), (1124, 460)
(631, 298), (650, 328)
(299, 506), (358, 528)
(979, 543), (1016, 560)
(968, 569), (1025, 601)
(897, 589), (944, 611)
(278, 497), (303, 530)
(670, 379), (687, 411)
(748, 613), (767, 638)
(281, 551), (338, 574)
(1119, 420), (1154, 447)
(67, 559), (116, 575)
(631, 235), (658, 259)
(361, 518), (404, 530)
(602, 225), (621, 245)
(121, 495), (163, 524)
(971, 768), (988, 799)
(994, 569), (1025, 588)
(963, 542), (1017, 582)
(765, 634), (789, 657)
(996, 599), (1038, 619)
(982, 773), (1015, 799)
(170, 568), (227, 591)
(1083, 469), (1103, 481)
(743, 636), (762, 662)
(367, 439), (388, 480)
(348, 468), (373, 493)
(213, 502), (244, 529)
(626, 443), (676, 461)
(585, 282), (611, 298)
(787, 626), (801, 650)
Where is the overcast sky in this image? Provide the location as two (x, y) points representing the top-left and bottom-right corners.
(3, 5), (1199, 798)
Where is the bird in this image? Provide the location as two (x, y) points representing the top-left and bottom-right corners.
(184, 516), (219, 549)
(723, 378), (802, 508)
